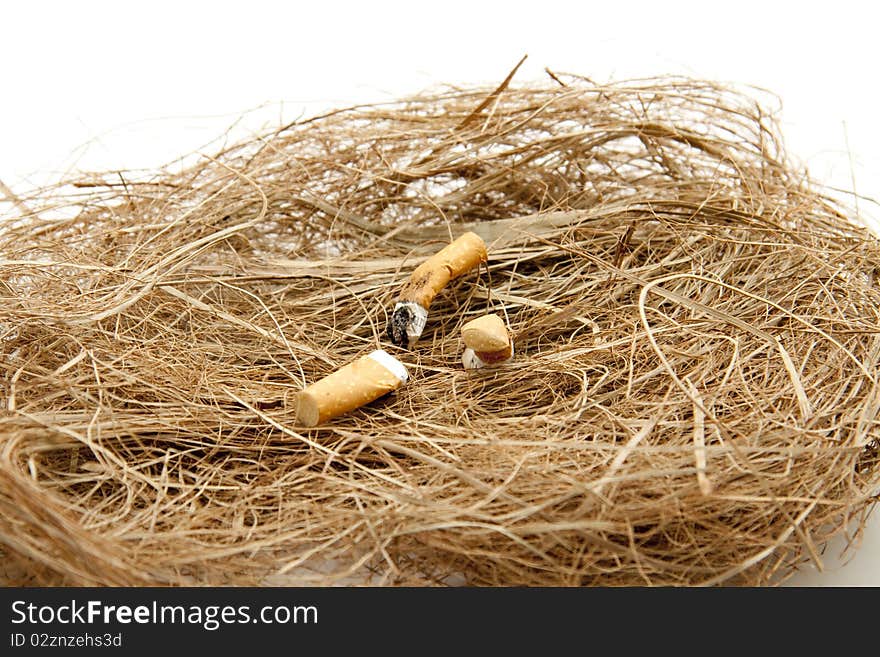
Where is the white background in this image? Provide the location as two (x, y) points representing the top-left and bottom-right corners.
(1, 0), (877, 585)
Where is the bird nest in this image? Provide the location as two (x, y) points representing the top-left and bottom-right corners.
(1, 73), (878, 585)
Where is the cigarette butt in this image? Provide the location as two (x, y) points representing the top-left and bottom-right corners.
(461, 313), (513, 368)
(295, 350), (408, 427)
(388, 231), (487, 347)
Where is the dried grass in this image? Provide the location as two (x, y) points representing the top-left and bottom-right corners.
(1, 72), (879, 586)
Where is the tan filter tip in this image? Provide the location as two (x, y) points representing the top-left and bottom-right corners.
(461, 314), (510, 353)
(295, 350), (408, 427)
(398, 231), (488, 310)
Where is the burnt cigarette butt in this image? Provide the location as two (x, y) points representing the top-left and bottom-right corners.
(295, 350), (408, 427)
(388, 231), (488, 347)
(461, 313), (513, 368)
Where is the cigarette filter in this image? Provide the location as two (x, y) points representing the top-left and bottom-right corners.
(295, 350), (408, 427)
(388, 231), (487, 347)
(461, 313), (514, 369)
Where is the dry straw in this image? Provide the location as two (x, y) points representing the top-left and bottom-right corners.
(1, 68), (879, 586)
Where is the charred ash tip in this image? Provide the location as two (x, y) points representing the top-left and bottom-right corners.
(388, 305), (413, 347)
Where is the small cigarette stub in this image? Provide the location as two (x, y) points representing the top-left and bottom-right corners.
(295, 349), (408, 427)
(461, 313), (513, 369)
(388, 231), (487, 347)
